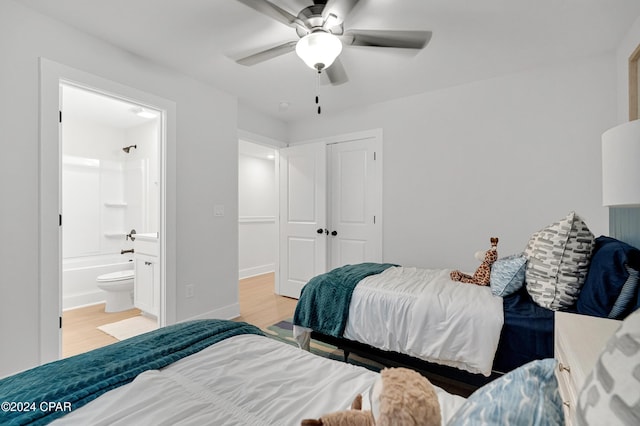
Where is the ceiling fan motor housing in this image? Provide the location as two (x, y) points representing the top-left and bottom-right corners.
(296, 4), (335, 37)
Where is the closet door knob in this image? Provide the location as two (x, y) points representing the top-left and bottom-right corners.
(316, 228), (323, 234)
(331, 230), (338, 236)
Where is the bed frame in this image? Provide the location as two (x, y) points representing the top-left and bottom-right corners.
(310, 331), (504, 397)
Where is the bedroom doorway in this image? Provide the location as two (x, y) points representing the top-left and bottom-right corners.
(237, 131), (284, 308)
(238, 140), (278, 280)
(236, 130), (382, 300)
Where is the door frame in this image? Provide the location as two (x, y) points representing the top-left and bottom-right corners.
(629, 42), (640, 121)
(39, 58), (176, 364)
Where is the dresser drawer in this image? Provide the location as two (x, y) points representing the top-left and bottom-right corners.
(554, 312), (621, 426)
(555, 335), (578, 424)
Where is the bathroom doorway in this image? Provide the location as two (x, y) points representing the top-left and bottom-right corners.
(60, 83), (161, 357)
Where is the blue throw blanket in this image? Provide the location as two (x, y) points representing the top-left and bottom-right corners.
(293, 262), (397, 337)
(0, 319), (262, 425)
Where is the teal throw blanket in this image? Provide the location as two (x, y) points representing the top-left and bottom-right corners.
(293, 262), (397, 337)
(0, 319), (262, 425)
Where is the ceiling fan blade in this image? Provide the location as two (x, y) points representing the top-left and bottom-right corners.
(325, 57), (349, 86)
(235, 0), (307, 32)
(322, 0), (360, 24)
(343, 30), (432, 49)
(236, 41), (297, 66)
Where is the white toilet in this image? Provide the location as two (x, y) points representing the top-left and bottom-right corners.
(96, 270), (135, 313)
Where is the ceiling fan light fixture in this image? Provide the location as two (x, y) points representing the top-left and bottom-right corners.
(295, 31), (342, 71)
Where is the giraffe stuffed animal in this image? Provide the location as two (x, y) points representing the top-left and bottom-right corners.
(450, 237), (499, 286)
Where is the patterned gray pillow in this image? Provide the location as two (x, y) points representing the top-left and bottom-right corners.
(524, 211), (595, 310)
(576, 307), (640, 425)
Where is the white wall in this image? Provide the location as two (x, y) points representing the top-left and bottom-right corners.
(238, 154), (277, 278)
(238, 103), (288, 143)
(289, 54), (615, 272)
(0, 1), (243, 377)
(616, 15), (640, 122)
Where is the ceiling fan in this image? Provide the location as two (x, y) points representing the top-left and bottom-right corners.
(234, 0), (432, 86)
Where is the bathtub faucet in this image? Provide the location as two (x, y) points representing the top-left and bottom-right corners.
(121, 249), (134, 255)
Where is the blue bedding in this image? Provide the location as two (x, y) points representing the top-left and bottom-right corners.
(293, 262), (397, 337)
(493, 236), (640, 373)
(493, 286), (554, 373)
(0, 319), (262, 425)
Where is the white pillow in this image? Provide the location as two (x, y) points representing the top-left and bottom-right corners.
(524, 211), (594, 310)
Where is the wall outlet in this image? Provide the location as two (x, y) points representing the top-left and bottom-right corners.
(213, 204), (225, 217)
(185, 284), (194, 298)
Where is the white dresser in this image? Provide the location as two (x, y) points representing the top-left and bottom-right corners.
(554, 311), (621, 425)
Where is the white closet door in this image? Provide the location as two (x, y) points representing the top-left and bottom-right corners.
(329, 137), (382, 270)
(278, 143), (327, 298)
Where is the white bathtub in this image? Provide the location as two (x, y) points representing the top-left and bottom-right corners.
(63, 255), (134, 310)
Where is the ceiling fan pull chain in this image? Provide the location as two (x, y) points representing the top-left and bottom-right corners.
(316, 69), (322, 114)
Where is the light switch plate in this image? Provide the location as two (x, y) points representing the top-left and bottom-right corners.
(214, 204), (225, 217)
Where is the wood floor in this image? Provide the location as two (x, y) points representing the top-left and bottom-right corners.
(62, 304), (143, 358)
(235, 272), (297, 329)
(62, 272), (295, 357)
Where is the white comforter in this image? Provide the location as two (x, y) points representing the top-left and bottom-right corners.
(295, 266), (504, 376)
(53, 334), (465, 425)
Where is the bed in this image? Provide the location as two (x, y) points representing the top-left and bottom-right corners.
(0, 319), (466, 425)
(3, 310), (638, 426)
(293, 264), (506, 377)
(292, 213), (640, 381)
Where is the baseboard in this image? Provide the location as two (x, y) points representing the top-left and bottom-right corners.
(63, 291), (105, 311)
(179, 303), (240, 323)
(239, 264), (275, 280)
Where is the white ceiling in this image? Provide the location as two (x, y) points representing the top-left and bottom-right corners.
(22, 0), (640, 123)
(239, 139), (276, 160)
(62, 84), (159, 129)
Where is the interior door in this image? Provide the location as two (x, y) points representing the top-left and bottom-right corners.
(278, 143), (327, 298)
(328, 137), (382, 269)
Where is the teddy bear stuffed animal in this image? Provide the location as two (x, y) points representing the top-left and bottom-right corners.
(450, 237), (499, 286)
(300, 394), (372, 426)
(300, 367), (441, 426)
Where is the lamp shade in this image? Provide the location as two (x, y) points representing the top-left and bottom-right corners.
(602, 119), (640, 206)
(295, 31), (342, 71)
